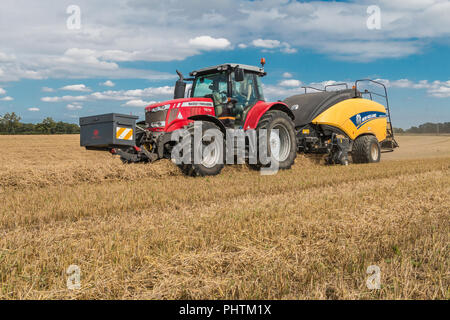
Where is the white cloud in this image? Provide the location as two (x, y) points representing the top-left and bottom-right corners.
(60, 84), (91, 92)
(0, 88), (5, 95)
(66, 102), (83, 110)
(122, 100), (155, 107)
(188, 36), (231, 50)
(252, 39), (281, 49)
(42, 87), (54, 92)
(266, 77), (450, 101)
(282, 72), (293, 78)
(279, 79), (302, 87)
(374, 78), (450, 98)
(0, 51), (15, 62)
(42, 95), (87, 102)
(251, 39), (296, 54)
(42, 86), (174, 103)
(280, 43), (297, 54)
(0, 96), (13, 101)
(101, 80), (115, 87)
(28, 107), (40, 112)
(0, 0), (448, 84)
(238, 43), (248, 49)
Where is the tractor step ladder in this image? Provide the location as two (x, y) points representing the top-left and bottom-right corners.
(355, 79), (399, 152)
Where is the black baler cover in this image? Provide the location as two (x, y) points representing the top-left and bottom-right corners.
(283, 89), (356, 127)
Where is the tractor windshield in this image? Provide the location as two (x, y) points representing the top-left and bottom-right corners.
(192, 72), (229, 116)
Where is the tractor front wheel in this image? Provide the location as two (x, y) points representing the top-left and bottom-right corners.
(176, 121), (225, 177)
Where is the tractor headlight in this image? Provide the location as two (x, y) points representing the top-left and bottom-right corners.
(151, 104), (170, 112)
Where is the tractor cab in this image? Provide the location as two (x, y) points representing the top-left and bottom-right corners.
(177, 63), (267, 127)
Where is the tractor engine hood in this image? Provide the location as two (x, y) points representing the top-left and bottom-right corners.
(145, 98), (215, 132)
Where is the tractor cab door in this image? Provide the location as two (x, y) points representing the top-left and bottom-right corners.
(229, 71), (261, 127)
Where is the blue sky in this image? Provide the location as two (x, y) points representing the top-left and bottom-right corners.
(0, 0), (449, 129)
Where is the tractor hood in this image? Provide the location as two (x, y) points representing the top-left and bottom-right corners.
(145, 97), (216, 132)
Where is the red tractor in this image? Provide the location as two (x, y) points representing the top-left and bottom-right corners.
(107, 60), (297, 176)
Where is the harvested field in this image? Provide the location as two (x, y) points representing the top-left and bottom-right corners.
(0, 134), (448, 299)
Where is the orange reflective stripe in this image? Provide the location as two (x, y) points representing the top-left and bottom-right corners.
(116, 127), (126, 138)
(123, 129), (133, 141)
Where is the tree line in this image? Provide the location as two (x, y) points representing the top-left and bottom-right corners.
(0, 112), (80, 134)
(0, 111), (448, 135)
(394, 122), (450, 134)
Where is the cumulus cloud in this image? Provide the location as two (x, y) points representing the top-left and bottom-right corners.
(0, 0), (448, 83)
(0, 88), (5, 95)
(42, 86), (174, 103)
(383, 79), (450, 98)
(60, 84), (91, 92)
(0, 51), (15, 62)
(265, 76), (450, 101)
(251, 39), (296, 54)
(188, 36), (231, 50)
(27, 107), (40, 112)
(42, 87), (54, 92)
(0, 0), (448, 84)
(252, 39), (281, 49)
(122, 100), (155, 107)
(0, 96), (13, 101)
(279, 79), (302, 87)
(66, 102), (83, 110)
(282, 72), (293, 78)
(101, 80), (115, 87)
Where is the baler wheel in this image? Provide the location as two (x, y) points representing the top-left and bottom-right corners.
(352, 135), (381, 163)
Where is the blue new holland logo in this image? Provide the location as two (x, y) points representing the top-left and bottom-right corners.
(350, 111), (386, 129)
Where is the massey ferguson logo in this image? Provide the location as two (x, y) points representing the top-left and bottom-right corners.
(92, 129), (101, 139)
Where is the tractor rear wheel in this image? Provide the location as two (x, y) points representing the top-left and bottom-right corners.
(176, 121), (225, 177)
(352, 135), (380, 163)
(249, 110), (297, 171)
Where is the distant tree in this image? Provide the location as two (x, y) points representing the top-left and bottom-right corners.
(393, 127), (404, 134)
(0, 112), (22, 134)
(36, 117), (57, 134)
(405, 122), (450, 134)
(408, 126), (420, 134)
(0, 114), (79, 135)
(16, 122), (36, 134)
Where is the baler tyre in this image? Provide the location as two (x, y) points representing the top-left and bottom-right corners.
(352, 135), (380, 163)
(248, 110), (297, 171)
(175, 121), (225, 177)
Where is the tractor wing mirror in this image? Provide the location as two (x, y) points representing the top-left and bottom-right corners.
(235, 68), (244, 82)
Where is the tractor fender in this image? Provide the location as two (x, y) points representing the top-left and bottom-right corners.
(188, 114), (227, 134)
(243, 101), (295, 130)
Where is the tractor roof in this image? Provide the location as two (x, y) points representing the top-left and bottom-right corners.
(190, 63), (266, 77)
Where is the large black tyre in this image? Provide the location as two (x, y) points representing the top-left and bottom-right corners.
(175, 121), (225, 177)
(248, 110), (297, 171)
(352, 135), (381, 163)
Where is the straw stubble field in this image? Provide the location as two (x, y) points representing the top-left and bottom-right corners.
(0, 134), (449, 299)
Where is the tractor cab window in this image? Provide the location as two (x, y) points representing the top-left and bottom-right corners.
(230, 71), (259, 124)
(192, 72), (228, 116)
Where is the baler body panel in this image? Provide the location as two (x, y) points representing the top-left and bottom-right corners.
(311, 98), (387, 142)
